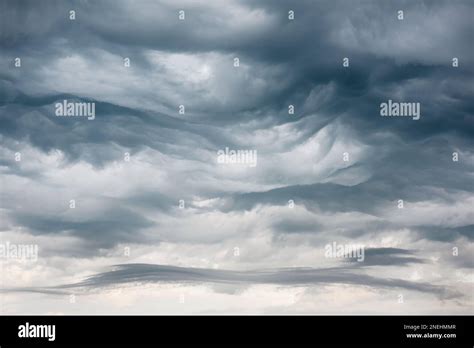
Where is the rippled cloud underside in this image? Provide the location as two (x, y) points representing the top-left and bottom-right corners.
(0, 0), (473, 314)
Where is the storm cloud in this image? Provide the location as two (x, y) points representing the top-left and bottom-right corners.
(0, 0), (472, 314)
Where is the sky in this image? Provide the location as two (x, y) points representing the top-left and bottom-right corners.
(0, 0), (473, 314)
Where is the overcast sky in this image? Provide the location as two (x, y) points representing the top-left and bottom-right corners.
(0, 0), (473, 314)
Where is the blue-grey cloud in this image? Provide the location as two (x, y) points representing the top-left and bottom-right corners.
(0, 0), (472, 314)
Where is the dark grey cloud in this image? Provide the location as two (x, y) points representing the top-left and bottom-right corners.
(346, 248), (426, 266)
(0, 0), (472, 313)
(414, 225), (474, 242)
(2, 263), (458, 300)
(67, 263), (460, 299)
(1, 0), (472, 172)
(12, 207), (154, 249)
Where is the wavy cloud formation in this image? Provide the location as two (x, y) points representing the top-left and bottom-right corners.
(0, 0), (472, 314)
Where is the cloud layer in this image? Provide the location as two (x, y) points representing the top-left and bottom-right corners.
(0, 0), (473, 314)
